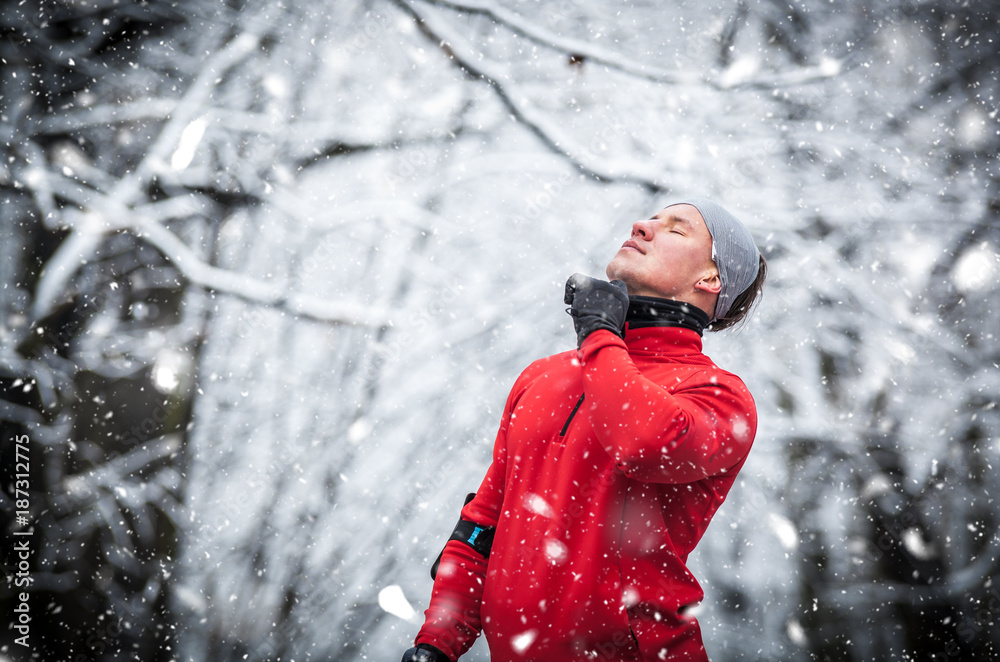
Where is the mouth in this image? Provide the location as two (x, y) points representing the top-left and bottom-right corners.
(621, 240), (643, 254)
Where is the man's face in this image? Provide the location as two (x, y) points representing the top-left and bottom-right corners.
(605, 204), (720, 303)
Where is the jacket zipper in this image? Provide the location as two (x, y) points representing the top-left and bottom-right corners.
(559, 394), (585, 437)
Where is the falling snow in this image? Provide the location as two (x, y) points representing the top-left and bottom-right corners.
(2, 1), (998, 662)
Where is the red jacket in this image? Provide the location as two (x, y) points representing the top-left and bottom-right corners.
(416, 324), (757, 661)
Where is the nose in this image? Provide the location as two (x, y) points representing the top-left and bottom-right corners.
(631, 219), (654, 239)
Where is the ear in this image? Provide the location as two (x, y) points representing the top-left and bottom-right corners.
(694, 271), (722, 295)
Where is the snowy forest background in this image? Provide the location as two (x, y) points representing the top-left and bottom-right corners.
(1, 0), (998, 660)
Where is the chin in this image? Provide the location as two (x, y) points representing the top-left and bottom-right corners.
(605, 257), (628, 282)
(606, 271), (638, 295)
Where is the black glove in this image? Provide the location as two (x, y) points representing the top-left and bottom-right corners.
(564, 274), (629, 347)
(401, 644), (449, 662)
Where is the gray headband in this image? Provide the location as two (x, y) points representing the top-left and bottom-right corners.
(666, 198), (760, 322)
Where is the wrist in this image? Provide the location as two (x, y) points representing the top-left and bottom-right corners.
(578, 327), (627, 358)
(411, 640), (453, 662)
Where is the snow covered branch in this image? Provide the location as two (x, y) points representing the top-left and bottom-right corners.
(30, 102), (451, 156)
(132, 218), (392, 328)
(29, 168), (391, 327)
(412, 0), (700, 85)
(26, 30), (389, 329)
(29, 99), (182, 135)
(29, 33), (261, 323)
(396, 0), (668, 193)
(824, 535), (1000, 606)
(412, 0), (856, 90)
(112, 33), (261, 203)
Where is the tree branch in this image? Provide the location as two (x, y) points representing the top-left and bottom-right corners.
(29, 33), (260, 323)
(821, 535), (1000, 608)
(114, 33), (261, 202)
(28, 99), (180, 135)
(132, 218), (391, 328)
(31, 170), (390, 327)
(410, 0), (857, 90)
(394, 0), (667, 193)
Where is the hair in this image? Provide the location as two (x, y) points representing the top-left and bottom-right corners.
(708, 254), (767, 332)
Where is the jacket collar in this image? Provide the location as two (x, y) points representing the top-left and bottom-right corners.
(626, 296), (709, 335)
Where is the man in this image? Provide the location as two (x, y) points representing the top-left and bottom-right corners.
(402, 199), (767, 661)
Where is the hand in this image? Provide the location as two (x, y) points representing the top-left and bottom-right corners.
(564, 274), (629, 347)
(401, 643), (449, 662)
